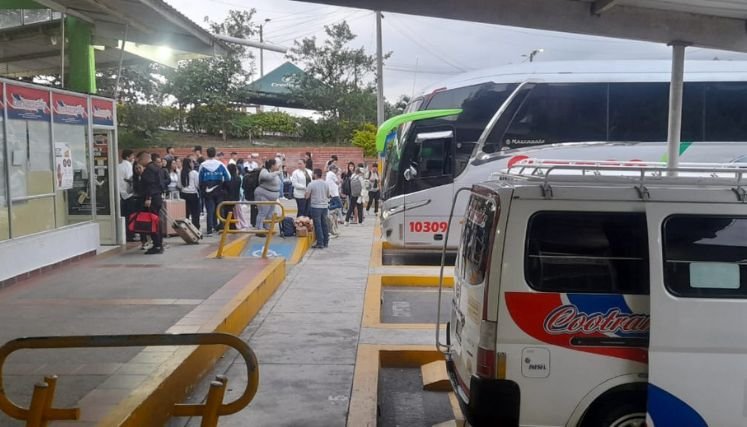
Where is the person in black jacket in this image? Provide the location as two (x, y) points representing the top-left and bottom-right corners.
(223, 163), (245, 229)
(138, 152), (165, 254)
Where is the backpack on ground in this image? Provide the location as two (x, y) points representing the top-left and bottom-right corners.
(279, 216), (296, 237)
(351, 177), (362, 198)
(242, 169), (260, 200)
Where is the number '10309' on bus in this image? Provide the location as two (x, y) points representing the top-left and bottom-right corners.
(381, 60), (747, 250)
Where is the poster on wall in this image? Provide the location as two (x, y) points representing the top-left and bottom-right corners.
(94, 133), (111, 215)
(91, 98), (114, 126)
(6, 84), (50, 121)
(54, 143), (74, 190)
(52, 93), (87, 125)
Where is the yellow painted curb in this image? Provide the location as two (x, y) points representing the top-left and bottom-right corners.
(289, 234), (314, 265)
(363, 275), (453, 329)
(348, 344), (446, 427)
(97, 258), (286, 427)
(207, 234), (251, 258)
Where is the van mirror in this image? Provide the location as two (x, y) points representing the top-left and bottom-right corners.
(404, 165), (418, 181)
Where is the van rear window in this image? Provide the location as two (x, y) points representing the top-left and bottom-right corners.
(457, 194), (498, 286)
(663, 216), (747, 298)
(525, 212), (649, 294)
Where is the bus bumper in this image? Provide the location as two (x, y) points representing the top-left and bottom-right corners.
(445, 359), (521, 426)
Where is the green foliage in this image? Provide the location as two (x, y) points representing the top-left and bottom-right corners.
(228, 111), (298, 139)
(97, 63), (166, 104)
(287, 21), (387, 143)
(351, 123), (377, 156)
(117, 103), (179, 137)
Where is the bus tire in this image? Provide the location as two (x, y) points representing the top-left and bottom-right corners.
(579, 388), (646, 427)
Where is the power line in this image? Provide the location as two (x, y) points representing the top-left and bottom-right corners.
(385, 14), (467, 73)
(273, 10), (368, 44)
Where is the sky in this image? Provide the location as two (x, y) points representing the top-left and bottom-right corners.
(170, 0), (747, 106)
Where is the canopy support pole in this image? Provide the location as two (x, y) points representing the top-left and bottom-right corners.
(666, 42), (687, 174)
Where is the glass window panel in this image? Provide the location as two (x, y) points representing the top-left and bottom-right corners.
(503, 83), (607, 148)
(7, 120), (53, 199)
(704, 83), (747, 141)
(11, 197), (55, 237)
(0, 115), (7, 241)
(525, 212), (649, 294)
(664, 215), (747, 298)
(457, 194), (498, 286)
(54, 124), (92, 224)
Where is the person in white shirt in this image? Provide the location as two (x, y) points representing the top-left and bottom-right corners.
(228, 152), (238, 165)
(291, 159), (312, 217)
(247, 154), (260, 172)
(326, 164), (343, 225)
(118, 149), (136, 241)
(178, 157), (201, 231)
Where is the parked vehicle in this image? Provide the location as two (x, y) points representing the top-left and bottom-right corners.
(381, 60), (747, 249)
(437, 161), (747, 426)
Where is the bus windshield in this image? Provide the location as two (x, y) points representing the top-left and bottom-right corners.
(382, 83), (518, 199)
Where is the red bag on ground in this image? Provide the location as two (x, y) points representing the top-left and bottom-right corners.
(128, 211), (159, 234)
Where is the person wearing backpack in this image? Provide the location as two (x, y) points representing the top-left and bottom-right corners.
(345, 167), (365, 226)
(291, 159), (312, 217)
(242, 166), (260, 227)
(198, 147), (231, 236)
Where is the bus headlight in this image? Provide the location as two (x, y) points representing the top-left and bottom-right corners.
(382, 210), (390, 220)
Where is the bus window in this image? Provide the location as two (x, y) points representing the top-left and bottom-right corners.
(663, 215), (747, 298)
(525, 212), (649, 294)
(609, 82), (705, 142)
(458, 195), (498, 286)
(415, 135), (452, 178)
(502, 83), (607, 148)
(704, 83), (747, 141)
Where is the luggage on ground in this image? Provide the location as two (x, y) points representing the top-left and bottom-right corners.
(279, 217), (296, 237)
(172, 219), (202, 244)
(162, 198), (186, 236)
(128, 211), (159, 234)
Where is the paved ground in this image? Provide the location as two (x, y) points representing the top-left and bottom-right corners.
(171, 220), (374, 427)
(381, 287), (450, 324)
(0, 233), (268, 427)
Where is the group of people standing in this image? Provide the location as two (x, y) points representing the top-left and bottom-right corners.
(118, 146), (380, 253)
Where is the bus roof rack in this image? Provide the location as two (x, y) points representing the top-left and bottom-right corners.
(490, 159), (747, 201)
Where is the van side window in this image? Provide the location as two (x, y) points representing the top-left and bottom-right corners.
(458, 195), (498, 286)
(663, 216), (747, 298)
(525, 212), (649, 294)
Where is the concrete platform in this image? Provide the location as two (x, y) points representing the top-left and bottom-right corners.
(0, 234), (285, 427)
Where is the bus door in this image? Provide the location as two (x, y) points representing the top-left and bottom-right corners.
(646, 204), (747, 426)
(402, 130), (455, 246)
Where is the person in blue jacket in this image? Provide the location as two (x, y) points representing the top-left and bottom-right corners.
(198, 147), (231, 236)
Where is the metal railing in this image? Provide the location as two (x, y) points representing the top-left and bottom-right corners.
(215, 201), (286, 258)
(0, 333), (259, 427)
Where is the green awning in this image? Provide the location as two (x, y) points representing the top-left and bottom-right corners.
(242, 62), (316, 109)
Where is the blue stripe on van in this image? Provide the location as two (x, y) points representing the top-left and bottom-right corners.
(647, 383), (707, 427)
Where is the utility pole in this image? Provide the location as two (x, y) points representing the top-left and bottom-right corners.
(259, 18), (270, 78)
(376, 11), (384, 126)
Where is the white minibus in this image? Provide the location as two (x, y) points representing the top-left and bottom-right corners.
(439, 162), (747, 426)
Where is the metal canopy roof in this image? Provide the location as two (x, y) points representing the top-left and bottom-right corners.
(295, 0), (747, 53)
(0, 0), (228, 76)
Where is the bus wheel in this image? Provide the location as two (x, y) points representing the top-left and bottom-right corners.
(580, 391), (646, 427)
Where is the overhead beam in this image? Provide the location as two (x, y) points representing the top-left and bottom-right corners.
(31, 0), (95, 23)
(137, 0), (215, 47)
(0, 49), (60, 63)
(591, 0), (620, 15)
(79, 0), (154, 34)
(211, 34), (287, 53)
(292, 0), (747, 53)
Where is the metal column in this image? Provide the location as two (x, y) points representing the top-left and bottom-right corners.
(376, 11), (385, 126)
(666, 42), (687, 172)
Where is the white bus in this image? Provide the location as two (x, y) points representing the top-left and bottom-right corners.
(439, 163), (747, 426)
(380, 60), (747, 249)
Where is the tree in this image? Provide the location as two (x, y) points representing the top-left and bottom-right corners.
(163, 9), (256, 140)
(351, 123), (377, 157)
(287, 21), (386, 143)
(97, 63), (166, 104)
(387, 94), (411, 118)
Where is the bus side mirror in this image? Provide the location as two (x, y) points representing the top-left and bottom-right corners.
(404, 165), (418, 181)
